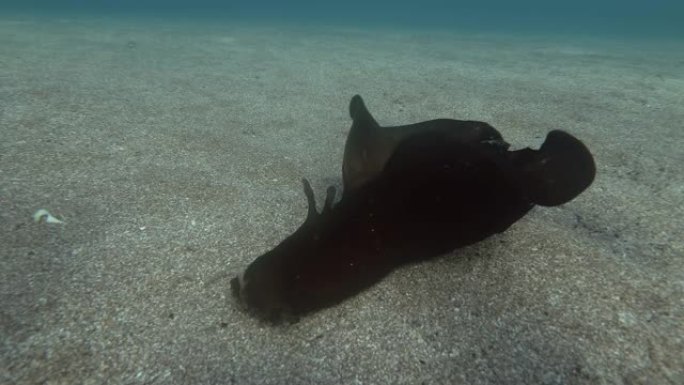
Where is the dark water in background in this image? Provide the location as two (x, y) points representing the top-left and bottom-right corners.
(3, 0), (683, 39)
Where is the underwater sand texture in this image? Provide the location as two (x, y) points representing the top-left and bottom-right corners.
(1, 16), (683, 384)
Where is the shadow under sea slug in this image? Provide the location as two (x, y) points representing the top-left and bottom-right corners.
(231, 95), (596, 323)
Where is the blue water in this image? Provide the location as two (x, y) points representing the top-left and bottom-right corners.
(3, 0), (683, 39)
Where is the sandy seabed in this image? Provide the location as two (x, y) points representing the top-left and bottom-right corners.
(1, 14), (682, 385)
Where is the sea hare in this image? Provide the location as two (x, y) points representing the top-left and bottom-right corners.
(232, 95), (595, 322)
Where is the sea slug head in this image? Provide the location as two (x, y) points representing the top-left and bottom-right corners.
(230, 240), (299, 323)
(231, 179), (336, 323)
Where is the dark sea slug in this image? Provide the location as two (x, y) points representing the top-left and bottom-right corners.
(232, 96), (596, 323)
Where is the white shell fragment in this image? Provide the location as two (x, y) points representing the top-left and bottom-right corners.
(33, 209), (64, 224)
